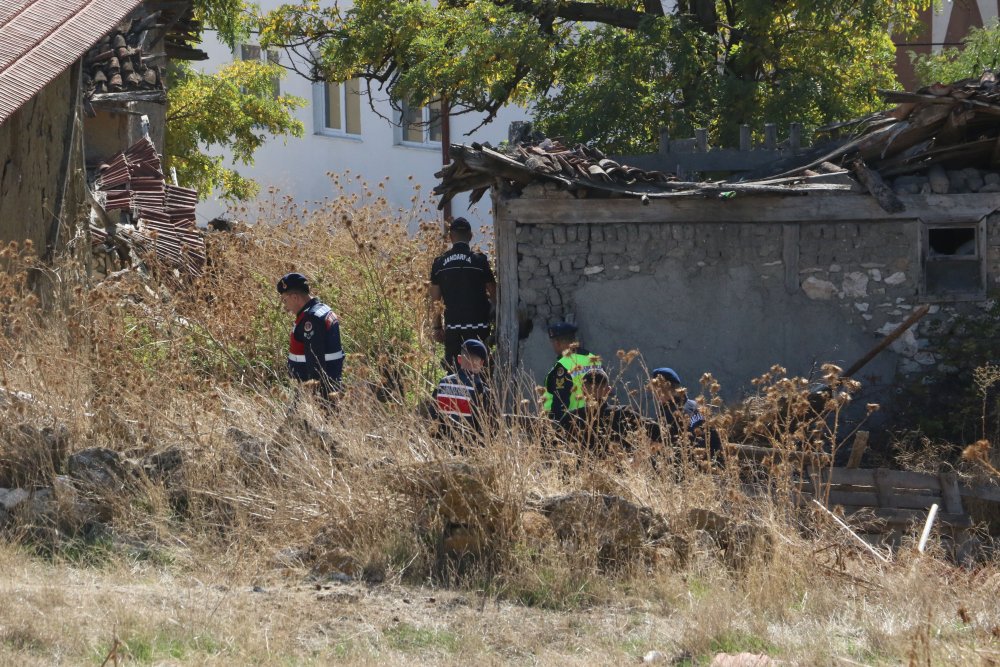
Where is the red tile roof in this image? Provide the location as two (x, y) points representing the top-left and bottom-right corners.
(0, 0), (144, 125)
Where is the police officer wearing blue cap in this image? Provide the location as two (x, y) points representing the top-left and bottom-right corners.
(432, 339), (494, 438)
(277, 272), (344, 397)
(429, 217), (496, 368)
(648, 367), (721, 459)
(541, 322), (602, 426)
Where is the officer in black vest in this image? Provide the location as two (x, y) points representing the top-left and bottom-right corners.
(429, 217), (496, 368)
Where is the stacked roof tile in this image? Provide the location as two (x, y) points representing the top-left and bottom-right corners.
(92, 136), (205, 276)
(83, 17), (163, 99)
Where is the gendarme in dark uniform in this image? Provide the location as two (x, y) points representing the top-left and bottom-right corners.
(277, 272), (344, 397)
(429, 217), (496, 366)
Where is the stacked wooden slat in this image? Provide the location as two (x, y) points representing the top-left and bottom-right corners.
(91, 137), (205, 277)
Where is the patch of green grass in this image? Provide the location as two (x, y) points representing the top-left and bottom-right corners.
(95, 630), (223, 665)
(708, 629), (776, 657)
(384, 623), (459, 654)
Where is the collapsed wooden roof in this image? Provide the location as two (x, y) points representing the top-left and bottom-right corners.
(435, 71), (1000, 213)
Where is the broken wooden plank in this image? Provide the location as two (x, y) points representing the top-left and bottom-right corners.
(846, 431), (869, 468)
(851, 159), (905, 213)
(841, 304), (930, 378)
(939, 472), (965, 514)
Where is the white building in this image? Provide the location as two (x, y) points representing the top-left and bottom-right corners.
(195, 16), (528, 229)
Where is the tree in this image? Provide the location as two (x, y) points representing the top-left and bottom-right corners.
(910, 19), (1000, 86)
(258, 0), (930, 154)
(164, 0), (305, 201)
(166, 61), (305, 201)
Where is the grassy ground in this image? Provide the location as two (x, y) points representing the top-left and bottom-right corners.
(1, 192), (999, 665)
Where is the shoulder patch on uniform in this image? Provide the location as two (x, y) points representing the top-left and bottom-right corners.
(303, 321), (313, 332)
(556, 366), (566, 377)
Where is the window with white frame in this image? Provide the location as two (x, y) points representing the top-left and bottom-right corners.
(398, 99), (442, 145)
(238, 44), (281, 99)
(921, 220), (985, 300)
(317, 78), (362, 136)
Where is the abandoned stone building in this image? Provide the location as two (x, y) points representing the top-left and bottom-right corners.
(436, 76), (1000, 421)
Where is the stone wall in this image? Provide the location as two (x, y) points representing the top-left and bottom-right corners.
(508, 191), (1000, 406)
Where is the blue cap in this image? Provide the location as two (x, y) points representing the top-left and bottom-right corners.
(547, 322), (578, 339)
(277, 272), (309, 294)
(461, 339), (488, 361)
(651, 367), (682, 385)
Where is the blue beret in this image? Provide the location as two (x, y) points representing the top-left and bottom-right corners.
(461, 339), (488, 361)
(651, 367), (682, 385)
(547, 322), (578, 339)
(449, 217), (472, 231)
(277, 272), (309, 294)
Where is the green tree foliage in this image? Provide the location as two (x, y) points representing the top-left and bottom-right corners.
(259, 0), (930, 153)
(165, 60), (306, 201)
(911, 19), (1000, 86)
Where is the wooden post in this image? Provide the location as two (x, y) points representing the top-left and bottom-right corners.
(789, 122), (802, 153)
(494, 198), (520, 373)
(658, 127), (670, 154)
(695, 128), (708, 153)
(846, 431), (869, 468)
(764, 123), (777, 150)
(938, 472), (964, 515)
(739, 124), (751, 152)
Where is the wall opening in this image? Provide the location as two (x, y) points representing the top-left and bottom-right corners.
(923, 223), (984, 299)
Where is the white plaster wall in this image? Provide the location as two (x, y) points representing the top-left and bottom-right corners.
(193, 4), (529, 230)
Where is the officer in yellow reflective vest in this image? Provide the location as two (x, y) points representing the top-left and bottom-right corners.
(542, 322), (602, 427)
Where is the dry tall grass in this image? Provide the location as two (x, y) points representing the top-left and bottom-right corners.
(0, 184), (998, 665)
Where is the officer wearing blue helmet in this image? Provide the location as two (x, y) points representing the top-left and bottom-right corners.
(648, 367), (721, 459)
(277, 272), (344, 397)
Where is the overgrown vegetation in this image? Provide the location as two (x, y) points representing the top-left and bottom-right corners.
(0, 189), (999, 664)
(912, 19), (1000, 86)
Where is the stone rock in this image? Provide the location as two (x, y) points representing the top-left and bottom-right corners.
(928, 165), (949, 194)
(709, 654), (774, 667)
(984, 172), (1000, 186)
(876, 323), (919, 356)
(854, 302), (869, 312)
(801, 276), (838, 300)
(962, 168), (984, 192)
(979, 183), (1000, 193)
(914, 351), (936, 365)
(884, 271), (906, 286)
(67, 448), (128, 492)
(142, 448), (183, 480)
(841, 271), (869, 298)
(868, 268), (882, 282)
(0, 488), (30, 511)
(643, 650), (667, 663)
(583, 265), (604, 276)
(311, 545), (359, 578)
